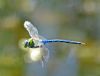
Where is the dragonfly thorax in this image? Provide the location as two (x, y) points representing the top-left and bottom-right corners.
(24, 38), (42, 48)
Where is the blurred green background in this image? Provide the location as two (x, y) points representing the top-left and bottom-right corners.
(0, 0), (100, 76)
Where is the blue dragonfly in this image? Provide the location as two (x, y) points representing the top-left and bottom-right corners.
(24, 21), (85, 67)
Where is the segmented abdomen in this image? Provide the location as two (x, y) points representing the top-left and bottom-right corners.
(41, 39), (83, 44)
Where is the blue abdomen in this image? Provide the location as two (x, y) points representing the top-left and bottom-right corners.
(41, 39), (82, 44)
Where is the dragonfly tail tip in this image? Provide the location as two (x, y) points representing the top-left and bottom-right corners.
(81, 42), (86, 45)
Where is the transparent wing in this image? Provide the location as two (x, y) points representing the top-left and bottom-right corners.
(41, 46), (49, 67)
(23, 45), (49, 67)
(24, 21), (39, 39)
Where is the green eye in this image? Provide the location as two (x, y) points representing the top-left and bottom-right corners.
(29, 39), (35, 48)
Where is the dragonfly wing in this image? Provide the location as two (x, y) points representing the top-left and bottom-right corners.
(24, 21), (39, 39)
(41, 46), (49, 67)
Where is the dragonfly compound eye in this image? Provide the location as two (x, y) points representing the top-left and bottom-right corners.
(24, 40), (28, 48)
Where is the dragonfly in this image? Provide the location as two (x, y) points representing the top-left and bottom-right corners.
(24, 21), (85, 67)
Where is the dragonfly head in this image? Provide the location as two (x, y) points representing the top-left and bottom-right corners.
(24, 40), (28, 48)
(24, 39), (35, 48)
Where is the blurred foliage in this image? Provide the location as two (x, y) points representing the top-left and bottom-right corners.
(0, 0), (100, 76)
